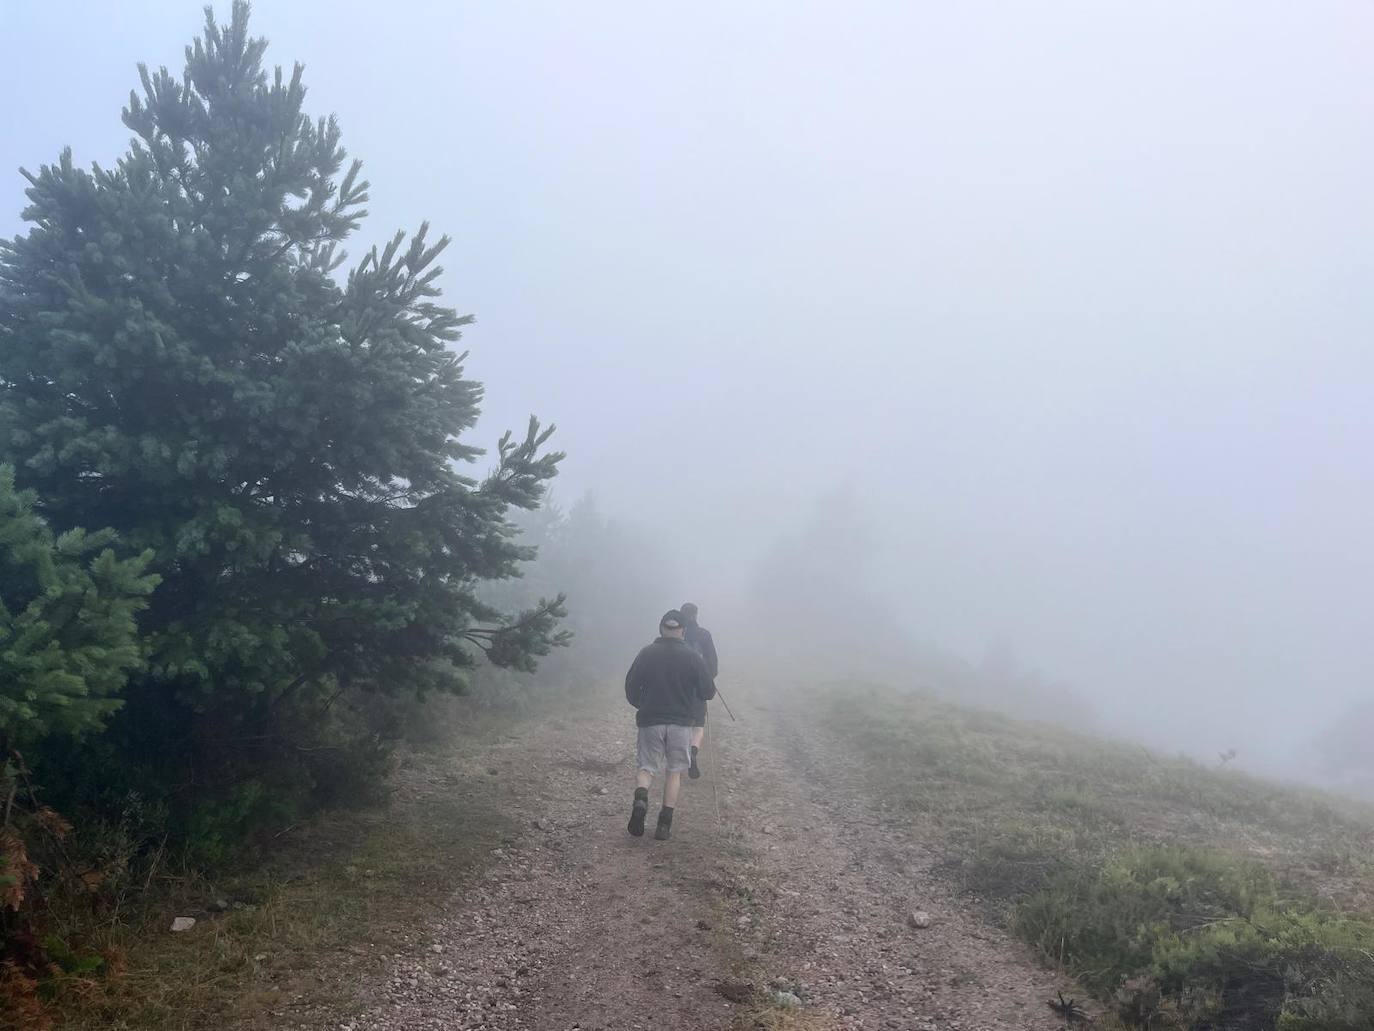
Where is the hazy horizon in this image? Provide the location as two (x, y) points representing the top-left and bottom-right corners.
(3, 1), (1371, 781)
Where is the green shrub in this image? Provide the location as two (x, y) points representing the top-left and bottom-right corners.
(1014, 846), (1374, 1029)
(184, 781), (304, 868)
(829, 688), (1374, 1029)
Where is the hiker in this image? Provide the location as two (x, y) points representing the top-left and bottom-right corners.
(680, 602), (718, 780)
(624, 609), (716, 840)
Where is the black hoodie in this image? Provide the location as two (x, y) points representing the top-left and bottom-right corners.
(684, 621), (718, 678)
(624, 636), (716, 728)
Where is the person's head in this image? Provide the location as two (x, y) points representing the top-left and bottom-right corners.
(680, 602), (699, 626)
(659, 609), (686, 639)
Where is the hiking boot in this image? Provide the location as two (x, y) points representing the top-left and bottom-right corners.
(654, 807), (674, 841)
(688, 745), (701, 780)
(627, 788), (649, 837)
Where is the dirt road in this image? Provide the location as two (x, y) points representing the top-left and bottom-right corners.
(303, 687), (1074, 1030)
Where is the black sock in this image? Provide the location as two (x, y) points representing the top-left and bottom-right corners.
(690, 745), (699, 758)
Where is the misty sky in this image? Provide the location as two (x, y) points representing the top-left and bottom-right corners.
(3, 2), (1372, 772)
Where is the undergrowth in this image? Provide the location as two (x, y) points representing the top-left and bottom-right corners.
(0, 694), (552, 1031)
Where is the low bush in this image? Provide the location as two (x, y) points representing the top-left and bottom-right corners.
(828, 689), (1374, 1029)
(1016, 846), (1374, 1028)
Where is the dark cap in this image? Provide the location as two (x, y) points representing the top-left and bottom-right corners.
(680, 602), (699, 619)
(660, 609), (685, 630)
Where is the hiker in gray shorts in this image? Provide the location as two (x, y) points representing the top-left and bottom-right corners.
(624, 609), (717, 840)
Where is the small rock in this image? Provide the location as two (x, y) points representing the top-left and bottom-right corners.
(695, 919), (712, 931)
(532, 818), (553, 832)
(596, 787), (609, 795)
(761, 823), (776, 835)
(908, 910), (933, 929)
(254, 953), (267, 962)
(487, 767), (499, 776)
(736, 915), (753, 928)
(774, 990), (803, 1008)
(207, 898), (229, 913)
(430, 944), (445, 954)
(170, 916), (196, 932)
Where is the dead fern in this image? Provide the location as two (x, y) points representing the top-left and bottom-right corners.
(0, 830), (38, 912)
(0, 961), (50, 1031)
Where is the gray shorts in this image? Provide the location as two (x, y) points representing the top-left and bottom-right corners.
(636, 724), (693, 774)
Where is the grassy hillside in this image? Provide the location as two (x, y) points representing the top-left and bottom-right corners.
(827, 686), (1374, 1030)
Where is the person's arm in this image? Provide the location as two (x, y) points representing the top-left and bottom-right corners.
(702, 630), (719, 679)
(625, 653), (643, 708)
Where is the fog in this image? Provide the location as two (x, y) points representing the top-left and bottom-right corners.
(4, 2), (1372, 779)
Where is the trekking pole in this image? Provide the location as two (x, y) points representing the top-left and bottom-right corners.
(707, 712), (723, 826)
(713, 686), (737, 722)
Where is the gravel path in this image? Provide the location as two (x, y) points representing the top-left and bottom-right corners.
(306, 686), (1076, 1031)
(715, 695), (1073, 1030)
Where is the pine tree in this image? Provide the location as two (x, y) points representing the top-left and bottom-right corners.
(0, 467), (158, 747)
(0, 4), (565, 786)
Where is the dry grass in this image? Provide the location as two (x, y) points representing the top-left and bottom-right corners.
(40, 716), (527, 1031)
(823, 685), (1374, 1029)
(824, 686), (1374, 910)
(731, 1004), (844, 1031)
(51, 788), (506, 1030)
